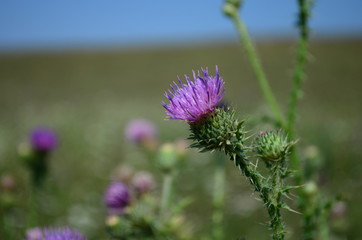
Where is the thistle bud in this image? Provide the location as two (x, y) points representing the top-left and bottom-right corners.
(132, 171), (155, 195)
(1, 174), (16, 192)
(254, 131), (292, 162)
(303, 181), (318, 197)
(112, 165), (134, 184)
(223, 3), (237, 17)
(189, 108), (246, 153)
(17, 142), (33, 162)
(157, 143), (179, 172)
(105, 215), (121, 228)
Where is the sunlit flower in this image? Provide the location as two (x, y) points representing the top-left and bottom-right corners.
(163, 66), (224, 123)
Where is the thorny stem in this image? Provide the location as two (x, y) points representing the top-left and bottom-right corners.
(287, 1), (324, 240)
(212, 152), (226, 240)
(160, 172), (174, 216)
(225, 4), (286, 128)
(287, 0), (311, 180)
(230, 149), (286, 240)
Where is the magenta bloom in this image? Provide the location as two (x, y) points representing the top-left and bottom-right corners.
(30, 127), (58, 152)
(104, 181), (130, 215)
(25, 227), (87, 240)
(125, 119), (157, 143)
(163, 66), (225, 123)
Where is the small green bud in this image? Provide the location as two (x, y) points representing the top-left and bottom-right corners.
(223, 3), (237, 17)
(157, 143), (179, 172)
(17, 142), (33, 163)
(105, 215), (121, 228)
(254, 131), (293, 162)
(303, 181), (318, 197)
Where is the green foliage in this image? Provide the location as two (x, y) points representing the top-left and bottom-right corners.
(107, 195), (191, 240)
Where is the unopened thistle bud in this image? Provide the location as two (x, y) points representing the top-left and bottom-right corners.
(132, 171), (155, 195)
(157, 143), (179, 172)
(112, 164), (134, 184)
(254, 131), (292, 162)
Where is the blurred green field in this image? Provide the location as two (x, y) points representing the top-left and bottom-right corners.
(0, 39), (361, 239)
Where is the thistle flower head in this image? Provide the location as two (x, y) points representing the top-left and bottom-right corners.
(25, 227), (87, 240)
(254, 131), (292, 162)
(125, 119), (157, 144)
(30, 127), (58, 152)
(104, 181), (131, 215)
(163, 66), (225, 123)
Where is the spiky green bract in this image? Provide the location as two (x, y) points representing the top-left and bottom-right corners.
(254, 131), (292, 163)
(189, 108), (246, 153)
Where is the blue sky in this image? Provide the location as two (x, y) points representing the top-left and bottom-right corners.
(0, 0), (361, 51)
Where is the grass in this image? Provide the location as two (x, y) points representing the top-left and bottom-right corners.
(0, 39), (361, 239)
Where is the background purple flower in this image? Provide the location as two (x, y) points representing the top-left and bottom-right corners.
(125, 119), (157, 144)
(25, 227), (87, 240)
(104, 181), (130, 215)
(163, 66), (225, 123)
(30, 127), (58, 152)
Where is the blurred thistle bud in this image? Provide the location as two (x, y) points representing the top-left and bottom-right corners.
(30, 127), (58, 153)
(254, 131), (293, 162)
(157, 143), (179, 172)
(105, 215), (121, 228)
(17, 142), (33, 162)
(1, 173), (16, 192)
(223, 2), (238, 17)
(112, 165), (134, 184)
(169, 215), (185, 230)
(132, 171), (155, 195)
(104, 182), (131, 215)
(174, 139), (189, 160)
(304, 145), (323, 180)
(125, 119), (158, 150)
(331, 201), (347, 218)
(303, 181), (318, 197)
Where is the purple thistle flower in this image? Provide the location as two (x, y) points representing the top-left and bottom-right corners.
(30, 127), (58, 152)
(25, 227), (87, 240)
(163, 66), (225, 123)
(125, 119), (157, 144)
(104, 181), (130, 215)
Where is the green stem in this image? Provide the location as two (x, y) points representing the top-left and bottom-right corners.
(27, 185), (40, 228)
(226, 5), (286, 128)
(160, 172), (174, 216)
(232, 151), (285, 240)
(287, 0), (310, 178)
(212, 152), (226, 240)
